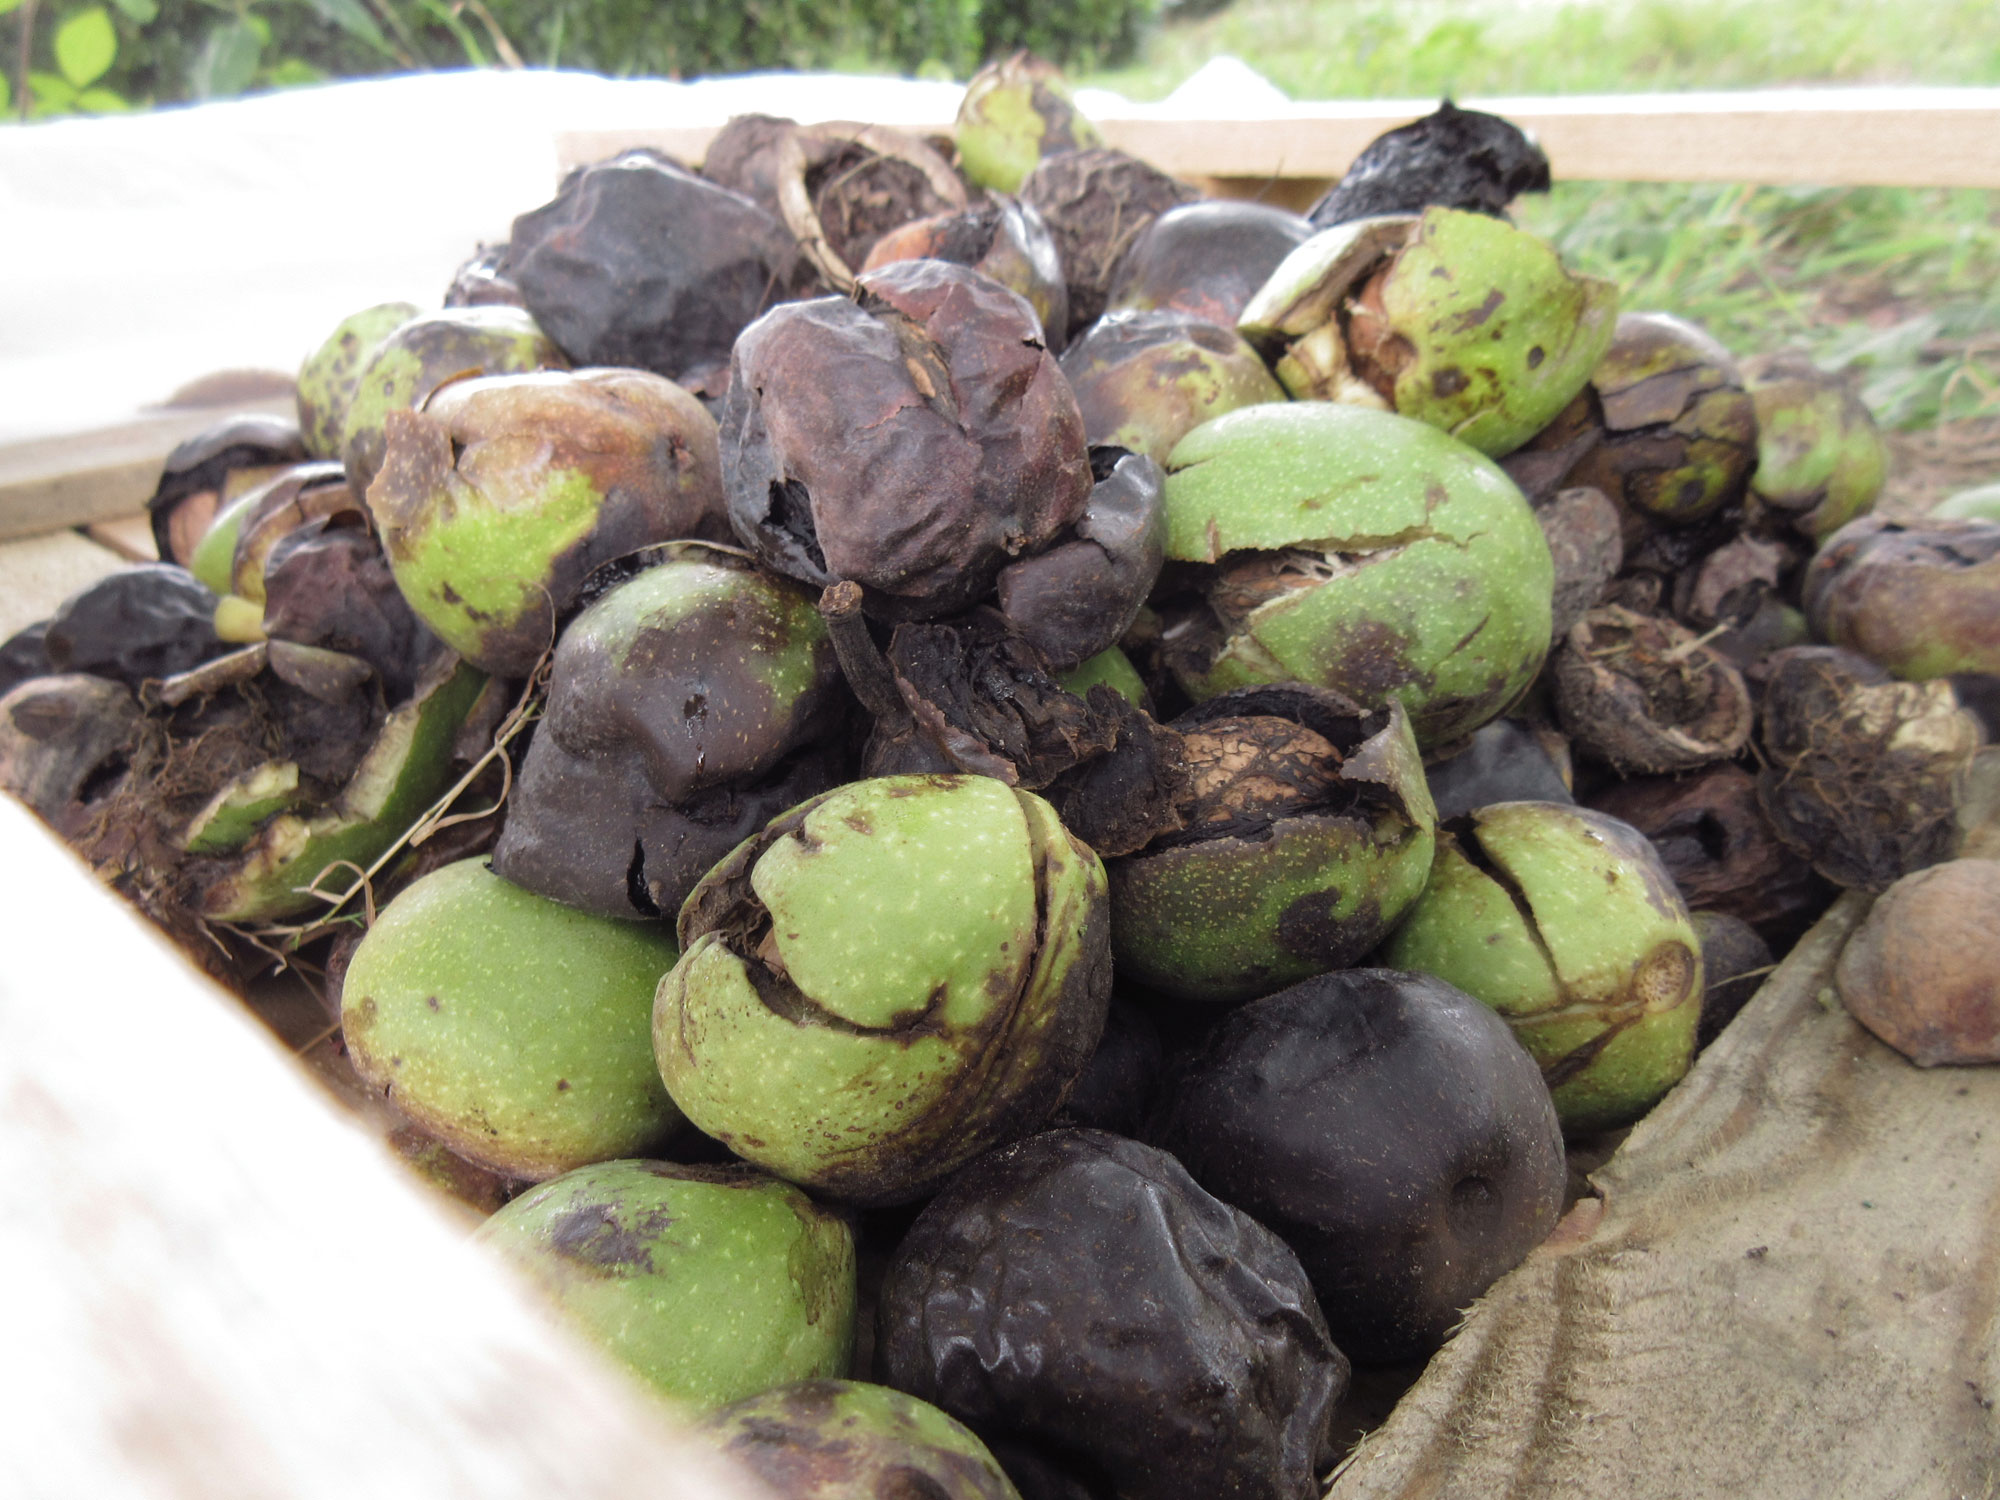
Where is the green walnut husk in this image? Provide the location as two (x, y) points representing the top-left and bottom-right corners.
(1109, 693), (1436, 1003)
(1560, 311), (1758, 525)
(297, 301), (420, 459)
(190, 655), (485, 921)
(1059, 309), (1287, 468)
(222, 461), (354, 607)
(655, 773), (1112, 1206)
(341, 305), (567, 493)
(1057, 645), (1149, 709)
(473, 1159), (855, 1409)
(703, 1381), (1021, 1500)
(1743, 353), (1887, 539)
(1158, 401), (1554, 747)
(367, 367), (728, 677)
(1384, 801), (1703, 1134)
(340, 857), (684, 1179)
(1239, 207), (1619, 457)
(954, 51), (1103, 195)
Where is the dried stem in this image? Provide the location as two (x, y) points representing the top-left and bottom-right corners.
(819, 581), (911, 730)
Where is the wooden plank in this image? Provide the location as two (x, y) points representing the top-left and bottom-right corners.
(0, 396), (295, 545)
(85, 514), (161, 563)
(556, 87), (2000, 189)
(1326, 881), (2000, 1500)
(0, 794), (774, 1500)
(0, 530), (134, 637)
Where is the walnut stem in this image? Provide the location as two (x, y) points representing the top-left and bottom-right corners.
(818, 581), (912, 730)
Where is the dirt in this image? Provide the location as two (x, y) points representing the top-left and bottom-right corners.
(1881, 415), (2000, 516)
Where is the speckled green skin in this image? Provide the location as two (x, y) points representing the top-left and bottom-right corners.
(1162, 402), (1554, 746)
(575, 552), (827, 718)
(1747, 370), (1887, 539)
(1057, 645), (1148, 708)
(194, 659), (487, 921)
(656, 775), (1111, 1205)
(296, 301), (418, 459)
(340, 306), (564, 492)
(189, 487), (265, 595)
(1062, 316), (1286, 467)
(1109, 702), (1436, 1003)
(341, 858), (684, 1179)
(473, 1160), (854, 1410)
(954, 57), (1103, 194)
(704, 1380), (1021, 1500)
(180, 762), (303, 854)
(368, 368), (725, 677)
(1384, 802), (1702, 1135)
(1370, 208), (1619, 457)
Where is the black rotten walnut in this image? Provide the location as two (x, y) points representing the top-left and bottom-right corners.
(1307, 101), (1551, 227)
(503, 149), (810, 394)
(721, 259), (1095, 621)
(491, 545), (849, 921)
(875, 1129), (1348, 1500)
(1155, 969), (1566, 1365)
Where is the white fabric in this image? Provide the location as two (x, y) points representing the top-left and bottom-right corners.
(0, 58), (1284, 445)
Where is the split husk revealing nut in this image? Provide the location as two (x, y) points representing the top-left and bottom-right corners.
(1108, 687), (1436, 1003)
(1540, 311), (1758, 526)
(1384, 801), (1703, 1135)
(655, 773), (1112, 1206)
(772, 123), (967, 290)
(1835, 858), (2000, 1066)
(824, 591), (1185, 858)
(1756, 646), (1980, 892)
(1239, 206), (1619, 457)
(1019, 147), (1200, 341)
(1553, 604), (1753, 774)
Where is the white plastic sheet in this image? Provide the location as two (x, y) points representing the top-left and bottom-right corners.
(0, 60), (1280, 445)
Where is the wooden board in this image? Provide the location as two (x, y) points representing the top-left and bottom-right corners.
(0, 529), (135, 637)
(557, 86), (2000, 190)
(0, 396), (295, 545)
(0, 794), (773, 1500)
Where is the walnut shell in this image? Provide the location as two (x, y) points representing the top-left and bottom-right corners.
(1835, 859), (2000, 1065)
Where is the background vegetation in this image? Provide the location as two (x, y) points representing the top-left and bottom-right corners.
(0, 0), (1156, 116)
(1090, 0), (2000, 448)
(6, 0), (1997, 479)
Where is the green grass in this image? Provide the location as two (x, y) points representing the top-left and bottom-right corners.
(1083, 0), (2000, 431)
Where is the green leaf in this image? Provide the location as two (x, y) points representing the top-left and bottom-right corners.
(76, 85), (132, 111)
(298, 0), (392, 56)
(264, 56), (326, 87)
(0, 0), (24, 16)
(55, 7), (119, 89)
(107, 0), (159, 22)
(28, 71), (79, 116)
(415, 0), (485, 66)
(190, 18), (264, 98)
